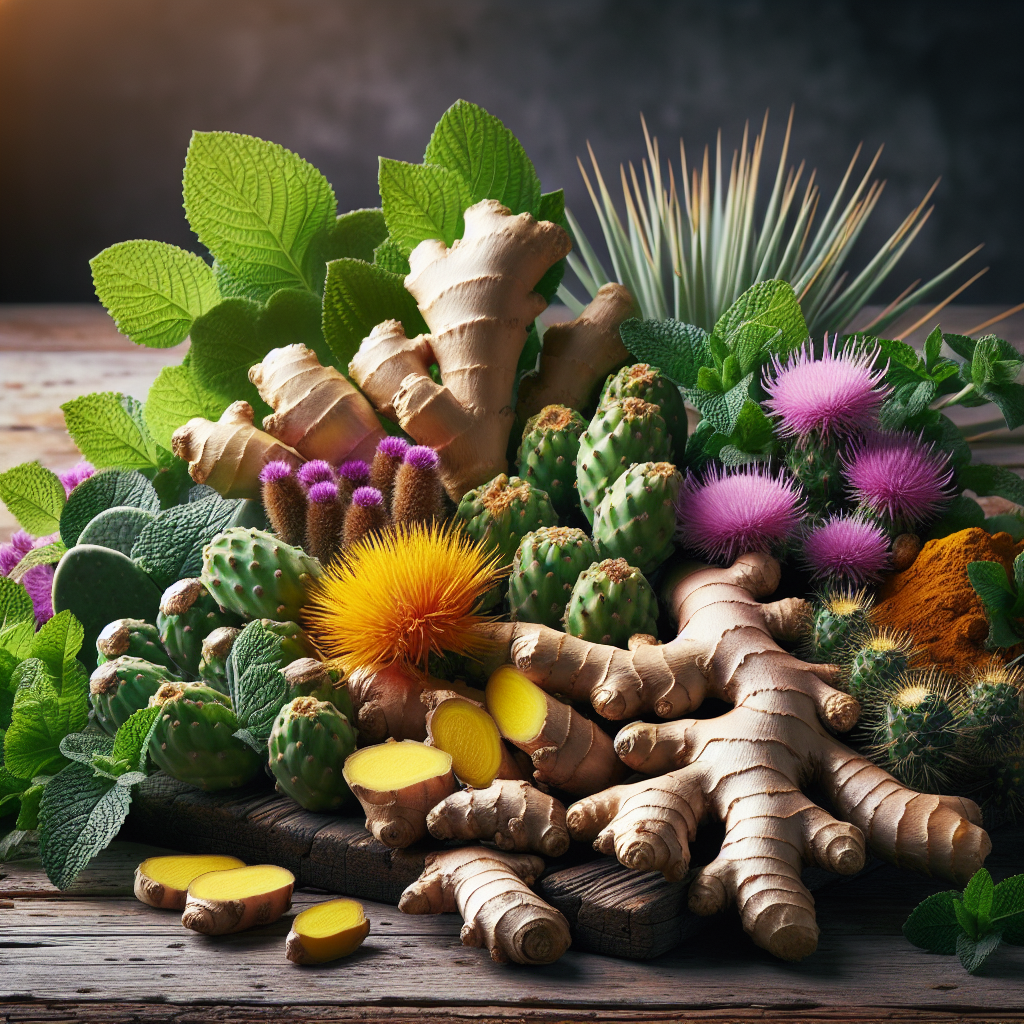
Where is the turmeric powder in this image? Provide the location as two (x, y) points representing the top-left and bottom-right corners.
(873, 528), (1024, 673)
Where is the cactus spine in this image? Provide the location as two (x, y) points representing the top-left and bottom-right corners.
(808, 588), (873, 662)
(846, 630), (914, 703)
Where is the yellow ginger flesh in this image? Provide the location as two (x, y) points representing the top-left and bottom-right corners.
(188, 864), (294, 901)
(428, 699), (505, 788)
(485, 666), (548, 742)
(287, 899), (370, 963)
(344, 740), (452, 791)
(138, 855), (244, 893)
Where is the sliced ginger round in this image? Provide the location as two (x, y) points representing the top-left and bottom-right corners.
(135, 854), (245, 910)
(182, 864), (295, 935)
(343, 739), (452, 792)
(286, 898), (370, 964)
(485, 666), (548, 743)
(428, 698), (504, 788)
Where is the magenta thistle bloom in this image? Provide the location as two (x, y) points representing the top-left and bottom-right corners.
(843, 432), (954, 527)
(259, 460), (293, 484)
(376, 436), (410, 459)
(351, 486), (384, 509)
(405, 445), (439, 470)
(763, 338), (889, 440)
(675, 465), (805, 564)
(297, 460), (336, 487)
(58, 461), (94, 496)
(802, 513), (890, 585)
(307, 480), (340, 504)
(338, 459), (371, 485)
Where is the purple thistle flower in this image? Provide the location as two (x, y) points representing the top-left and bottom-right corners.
(338, 459), (371, 485)
(297, 460), (336, 487)
(58, 461), (94, 496)
(675, 465), (805, 564)
(0, 529), (56, 625)
(843, 432), (954, 527)
(351, 486), (384, 508)
(802, 513), (890, 585)
(308, 480), (339, 504)
(405, 445), (439, 471)
(376, 436), (410, 459)
(763, 338), (889, 440)
(259, 460), (293, 484)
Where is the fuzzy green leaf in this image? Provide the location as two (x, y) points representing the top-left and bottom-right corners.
(30, 610), (84, 682)
(962, 869), (995, 931)
(903, 889), (963, 954)
(619, 318), (712, 389)
(982, 381), (1024, 432)
(322, 258), (427, 373)
(143, 355), (229, 452)
(713, 280), (807, 355)
(0, 462), (67, 536)
(90, 240), (219, 348)
(319, 208), (389, 264)
(59, 731), (115, 768)
(38, 761), (132, 890)
(61, 393), (163, 471)
(228, 621), (288, 746)
(0, 578), (34, 630)
(373, 238), (411, 276)
(15, 783), (44, 831)
(423, 99), (541, 217)
(992, 874), (1024, 944)
(924, 326), (943, 371)
(59, 470), (160, 549)
(183, 131), (336, 301)
(379, 159), (473, 257)
(112, 705), (162, 774)
(7, 542), (66, 584)
(957, 931), (1004, 974)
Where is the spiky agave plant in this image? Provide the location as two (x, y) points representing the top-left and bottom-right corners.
(560, 110), (982, 335)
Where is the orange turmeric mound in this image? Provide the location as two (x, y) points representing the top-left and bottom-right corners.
(873, 528), (1024, 674)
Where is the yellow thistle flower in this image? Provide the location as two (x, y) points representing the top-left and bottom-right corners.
(303, 521), (505, 674)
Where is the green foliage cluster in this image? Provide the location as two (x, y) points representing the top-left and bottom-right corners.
(968, 552), (1024, 649)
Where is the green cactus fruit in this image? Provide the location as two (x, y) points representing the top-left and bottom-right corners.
(52, 544), (163, 670)
(96, 618), (176, 672)
(809, 588), (873, 662)
(282, 658), (353, 720)
(260, 620), (318, 664)
(148, 681), (262, 791)
(509, 526), (599, 629)
(516, 405), (588, 518)
(456, 474), (558, 571)
(268, 696), (357, 812)
(563, 558), (658, 649)
(786, 439), (844, 516)
(89, 656), (177, 736)
(846, 630), (914, 703)
(959, 663), (1024, 748)
(576, 398), (671, 523)
(200, 528), (323, 622)
(198, 626), (241, 694)
(592, 461), (682, 574)
(157, 578), (242, 679)
(871, 674), (962, 789)
(599, 363), (688, 461)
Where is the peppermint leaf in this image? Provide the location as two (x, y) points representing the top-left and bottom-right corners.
(712, 280), (807, 355)
(0, 462), (67, 536)
(378, 159), (473, 257)
(620, 318), (712, 389)
(992, 874), (1024, 945)
(956, 931), (1004, 974)
(4, 659), (83, 779)
(319, 208), (388, 264)
(372, 238), (411, 276)
(61, 392), (163, 471)
(143, 355), (228, 451)
(962, 868), (995, 931)
(111, 705), (162, 774)
(903, 889), (962, 954)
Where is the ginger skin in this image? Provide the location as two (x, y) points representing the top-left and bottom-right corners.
(399, 846), (571, 965)
(516, 282), (638, 420)
(172, 401), (304, 499)
(350, 200), (571, 500)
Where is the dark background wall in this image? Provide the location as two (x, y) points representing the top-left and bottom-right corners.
(1, 0), (1020, 304)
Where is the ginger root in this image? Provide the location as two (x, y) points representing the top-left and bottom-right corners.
(172, 401), (304, 499)
(399, 846), (571, 965)
(343, 739), (456, 848)
(134, 854), (245, 911)
(249, 344), (384, 465)
(181, 864), (294, 935)
(350, 200), (571, 500)
(516, 282), (638, 420)
(485, 665), (627, 796)
(511, 552), (993, 962)
(427, 778), (570, 857)
(285, 898), (370, 964)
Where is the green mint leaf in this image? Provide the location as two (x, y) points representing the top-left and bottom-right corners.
(0, 577), (34, 631)
(992, 874), (1024, 944)
(0, 620), (35, 661)
(319, 208), (388, 264)
(423, 99), (541, 217)
(111, 705), (162, 774)
(0, 462), (66, 536)
(77, 506), (156, 556)
(963, 869), (995, 930)
(956, 931), (1003, 974)
(15, 782), (44, 831)
(958, 464), (1024, 506)
(90, 240), (219, 348)
(954, 898), (979, 940)
(534, 189), (568, 302)
(373, 237), (411, 276)
(59, 731), (115, 768)
(712, 281), (807, 355)
(730, 322), (782, 377)
(59, 469), (159, 549)
(322, 258), (427, 373)
(7, 542), (66, 584)
(378, 158), (473, 257)
(943, 332), (977, 361)
(130, 495), (244, 589)
(4, 660), (73, 779)
(30, 610), (84, 683)
(61, 392), (162, 471)
(728, 400), (776, 455)
(695, 366), (724, 394)
(981, 381), (1024, 432)
(228, 621), (288, 744)
(903, 889), (963, 954)
(38, 761), (133, 890)
(143, 355), (228, 451)
(183, 131), (336, 301)
(618, 318), (712, 389)
(721, 353), (742, 391)
(924, 326), (943, 371)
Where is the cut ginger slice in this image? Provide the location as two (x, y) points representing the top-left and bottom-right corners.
(343, 738), (452, 791)
(427, 698), (504, 789)
(182, 864), (295, 935)
(485, 666), (548, 743)
(286, 898), (370, 964)
(134, 854), (245, 910)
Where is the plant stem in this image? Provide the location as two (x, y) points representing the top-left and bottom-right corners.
(933, 383), (976, 410)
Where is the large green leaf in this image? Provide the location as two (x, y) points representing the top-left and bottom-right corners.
(143, 354), (228, 452)
(713, 280), (807, 355)
(0, 578), (34, 630)
(322, 258), (427, 373)
(378, 159), (473, 257)
(902, 889), (962, 954)
(0, 462), (67, 536)
(184, 131), (336, 301)
(90, 240), (219, 348)
(319, 208), (389, 264)
(59, 469), (160, 549)
(619, 318), (712, 389)
(423, 99), (541, 216)
(61, 393), (163, 471)
(29, 610), (84, 682)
